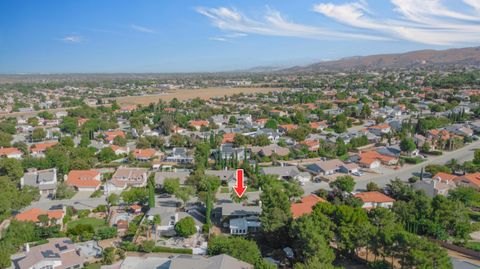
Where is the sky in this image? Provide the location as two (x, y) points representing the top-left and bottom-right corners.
(0, 0), (479, 73)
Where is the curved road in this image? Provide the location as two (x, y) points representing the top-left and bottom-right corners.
(301, 140), (480, 194)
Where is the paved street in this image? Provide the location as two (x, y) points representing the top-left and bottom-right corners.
(301, 140), (480, 194)
(26, 197), (107, 211)
(354, 140), (480, 191)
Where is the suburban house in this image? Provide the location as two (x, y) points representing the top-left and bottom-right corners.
(270, 109), (286, 117)
(291, 194), (326, 219)
(110, 145), (129, 155)
(66, 170), (102, 191)
(367, 124), (391, 136)
(278, 124), (298, 133)
(432, 172), (458, 182)
(445, 124), (474, 137)
(309, 121), (328, 131)
(339, 163), (360, 174)
(251, 144), (290, 157)
(12, 238), (84, 269)
(104, 130), (126, 144)
(149, 211), (202, 237)
(132, 148), (158, 161)
(254, 118), (268, 128)
(164, 147), (193, 163)
(21, 168), (57, 197)
(413, 178), (457, 197)
(356, 150), (398, 168)
(29, 141), (58, 157)
(354, 191), (395, 209)
(300, 140), (320, 152)
(212, 199), (262, 231)
(221, 133), (236, 144)
(189, 120), (209, 130)
(0, 147), (23, 159)
(260, 166), (310, 182)
(451, 173), (480, 190)
(218, 144), (248, 160)
(109, 167), (149, 190)
(101, 253), (253, 269)
(170, 126), (186, 134)
(307, 159), (344, 176)
(229, 217), (261, 235)
(205, 170), (237, 186)
(15, 207), (65, 226)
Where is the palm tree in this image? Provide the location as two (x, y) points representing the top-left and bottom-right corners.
(230, 190), (248, 204)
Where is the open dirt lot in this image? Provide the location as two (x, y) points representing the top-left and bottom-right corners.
(115, 87), (286, 106)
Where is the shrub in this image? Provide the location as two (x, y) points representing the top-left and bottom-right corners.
(77, 209), (90, 218)
(408, 176), (420, 183)
(152, 246), (193, 254)
(93, 205), (107, 213)
(174, 217), (197, 237)
(402, 156), (423, 164)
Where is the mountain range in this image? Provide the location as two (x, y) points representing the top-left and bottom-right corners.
(283, 46), (480, 72)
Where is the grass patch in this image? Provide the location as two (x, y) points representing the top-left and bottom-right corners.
(84, 263), (102, 269)
(90, 189), (103, 198)
(152, 246), (193, 254)
(465, 242), (480, 252)
(220, 187), (229, 193)
(67, 217), (107, 230)
(401, 156), (424, 164)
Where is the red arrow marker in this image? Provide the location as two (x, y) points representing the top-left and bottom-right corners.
(233, 169), (247, 198)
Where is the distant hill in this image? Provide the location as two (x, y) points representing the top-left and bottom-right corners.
(284, 46), (480, 72)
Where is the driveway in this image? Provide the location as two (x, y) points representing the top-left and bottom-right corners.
(71, 190), (96, 200)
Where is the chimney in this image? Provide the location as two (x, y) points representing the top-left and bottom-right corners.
(25, 243), (30, 253)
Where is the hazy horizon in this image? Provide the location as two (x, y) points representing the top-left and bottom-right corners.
(1, 0), (479, 73)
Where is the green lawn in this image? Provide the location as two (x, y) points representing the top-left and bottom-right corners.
(220, 187), (230, 193)
(67, 217), (107, 230)
(84, 263), (102, 269)
(465, 242), (480, 251)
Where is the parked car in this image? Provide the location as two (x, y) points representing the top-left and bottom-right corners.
(352, 171), (363, 177)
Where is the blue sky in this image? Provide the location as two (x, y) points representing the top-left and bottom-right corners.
(0, 0), (479, 73)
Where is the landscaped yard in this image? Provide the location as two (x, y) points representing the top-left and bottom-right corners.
(67, 217), (108, 230)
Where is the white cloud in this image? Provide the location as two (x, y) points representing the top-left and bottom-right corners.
(196, 6), (387, 41)
(313, 0), (480, 45)
(130, 24), (156, 33)
(209, 37), (229, 42)
(464, 0), (480, 11)
(61, 35), (84, 43)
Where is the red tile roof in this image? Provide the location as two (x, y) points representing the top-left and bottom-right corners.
(368, 124), (390, 130)
(433, 172), (457, 182)
(189, 120), (209, 127)
(104, 130), (125, 142)
(16, 208), (64, 222)
(66, 170), (101, 188)
(133, 148), (156, 159)
(454, 173), (480, 188)
(30, 142), (58, 153)
(0, 147), (22, 156)
(291, 194), (326, 219)
(222, 133), (236, 144)
(354, 191), (395, 203)
(279, 124), (298, 131)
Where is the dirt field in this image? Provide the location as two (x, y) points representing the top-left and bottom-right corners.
(0, 87), (284, 118)
(115, 87), (286, 106)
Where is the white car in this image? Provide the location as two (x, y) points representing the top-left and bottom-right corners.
(352, 171), (363, 177)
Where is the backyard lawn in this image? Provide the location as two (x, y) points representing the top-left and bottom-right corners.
(67, 218), (108, 230)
